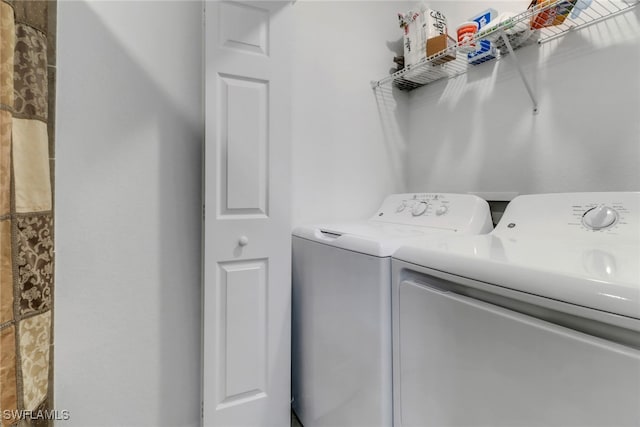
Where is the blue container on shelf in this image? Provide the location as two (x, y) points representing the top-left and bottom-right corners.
(468, 8), (498, 65)
(468, 40), (497, 65)
(470, 8), (498, 29)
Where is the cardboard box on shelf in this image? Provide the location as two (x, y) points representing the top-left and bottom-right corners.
(529, 0), (577, 29)
(426, 34), (457, 64)
(399, 8), (448, 67)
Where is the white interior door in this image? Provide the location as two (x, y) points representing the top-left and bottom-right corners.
(202, 1), (292, 426)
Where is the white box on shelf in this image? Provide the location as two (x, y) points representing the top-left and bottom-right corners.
(400, 8), (448, 67)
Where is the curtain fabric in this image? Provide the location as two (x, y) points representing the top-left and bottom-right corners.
(0, 1), (55, 425)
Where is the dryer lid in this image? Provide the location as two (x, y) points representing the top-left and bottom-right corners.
(394, 192), (640, 320)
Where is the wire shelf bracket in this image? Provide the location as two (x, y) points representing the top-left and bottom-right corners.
(499, 31), (539, 114)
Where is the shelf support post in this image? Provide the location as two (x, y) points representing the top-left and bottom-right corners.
(500, 32), (538, 114)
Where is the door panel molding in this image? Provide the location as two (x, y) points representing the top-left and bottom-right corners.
(216, 259), (268, 409)
(217, 73), (269, 218)
(219, 1), (270, 56)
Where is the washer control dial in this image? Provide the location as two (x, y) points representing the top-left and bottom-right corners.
(436, 205), (448, 216)
(396, 201), (406, 212)
(582, 205), (618, 230)
(412, 201), (428, 216)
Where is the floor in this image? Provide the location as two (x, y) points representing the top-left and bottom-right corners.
(291, 409), (303, 427)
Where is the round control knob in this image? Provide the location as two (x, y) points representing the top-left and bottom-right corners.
(582, 205), (618, 230)
(238, 236), (249, 246)
(412, 201), (428, 216)
(396, 202), (406, 212)
(436, 205), (448, 216)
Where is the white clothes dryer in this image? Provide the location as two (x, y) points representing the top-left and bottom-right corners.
(291, 193), (493, 427)
(392, 192), (640, 427)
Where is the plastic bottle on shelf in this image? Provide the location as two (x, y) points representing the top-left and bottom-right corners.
(571, 0), (593, 19)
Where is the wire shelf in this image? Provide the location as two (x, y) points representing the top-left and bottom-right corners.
(372, 0), (639, 91)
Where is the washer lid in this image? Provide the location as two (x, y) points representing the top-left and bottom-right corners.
(292, 193), (494, 257)
(394, 192), (640, 320)
(293, 221), (453, 257)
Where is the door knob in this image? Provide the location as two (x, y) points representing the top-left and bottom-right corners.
(238, 236), (249, 246)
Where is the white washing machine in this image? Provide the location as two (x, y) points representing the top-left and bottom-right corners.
(291, 193), (493, 427)
(392, 192), (640, 427)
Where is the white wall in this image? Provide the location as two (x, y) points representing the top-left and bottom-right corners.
(291, 1), (412, 225)
(55, 2), (202, 426)
(406, 2), (640, 195)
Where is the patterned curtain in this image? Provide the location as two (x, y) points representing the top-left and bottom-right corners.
(0, 1), (55, 426)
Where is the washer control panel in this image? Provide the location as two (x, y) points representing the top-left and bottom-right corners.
(387, 194), (452, 217)
(495, 192), (639, 237)
(372, 193), (493, 234)
(570, 199), (633, 234)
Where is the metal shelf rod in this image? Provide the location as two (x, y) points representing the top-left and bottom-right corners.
(500, 32), (538, 114)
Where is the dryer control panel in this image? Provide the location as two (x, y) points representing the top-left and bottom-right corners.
(494, 192), (639, 238)
(372, 193), (493, 235)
